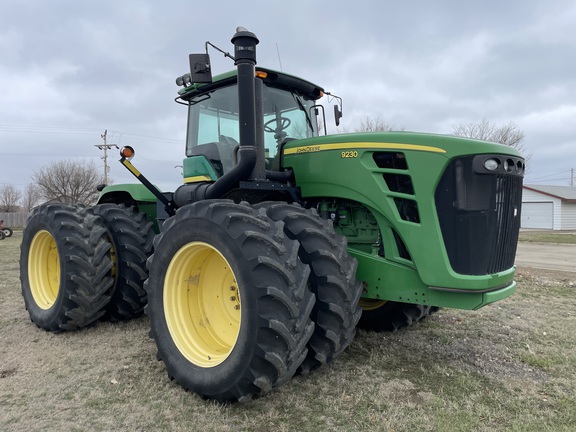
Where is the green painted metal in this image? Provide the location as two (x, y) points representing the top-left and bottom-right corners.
(282, 132), (522, 310)
(182, 156), (219, 181)
(97, 183), (158, 229)
(178, 70), (236, 96)
(98, 183), (158, 203)
(178, 67), (323, 99)
(349, 249), (516, 310)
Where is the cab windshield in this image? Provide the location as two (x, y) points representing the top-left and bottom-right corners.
(186, 83), (318, 172)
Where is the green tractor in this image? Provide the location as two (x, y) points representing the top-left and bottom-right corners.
(20, 28), (524, 402)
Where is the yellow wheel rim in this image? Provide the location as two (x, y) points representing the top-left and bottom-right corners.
(358, 298), (388, 311)
(28, 230), (60, 310)
(164, 241), (241, 368)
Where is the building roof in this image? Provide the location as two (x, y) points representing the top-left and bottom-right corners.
(523, 184), (576, 201)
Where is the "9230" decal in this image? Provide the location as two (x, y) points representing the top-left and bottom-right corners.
(341, 151), (358, 158)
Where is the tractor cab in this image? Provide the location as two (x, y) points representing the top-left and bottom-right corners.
(177, 68), (325, 179)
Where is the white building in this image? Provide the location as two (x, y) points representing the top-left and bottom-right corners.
(522, 185), (576, 230)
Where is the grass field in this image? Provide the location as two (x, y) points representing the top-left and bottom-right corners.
(1, 231), (576, 431)
(519, 230), (576, 244)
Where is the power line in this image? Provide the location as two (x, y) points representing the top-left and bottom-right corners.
(526, 170), (571, 182)
(0, 125), (100, 135)
(0, 124), (182, 143)
(524, 177), (570, 184)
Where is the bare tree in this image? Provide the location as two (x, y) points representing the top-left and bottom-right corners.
(451, 118), (526, 153)
(0, 184), (23, 212)
(356, 116), (405, 132)
(21, 183), (42, 212)
(32, 159), (104, 205)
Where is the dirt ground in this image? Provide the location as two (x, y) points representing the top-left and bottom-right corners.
(2, 232), (576, 431)
(515, 242), (576, 272)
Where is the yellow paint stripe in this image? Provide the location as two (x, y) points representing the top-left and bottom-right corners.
(283, 142), (447, 155)
(122, 159), (141, 177)
(184, 175), (213, 183)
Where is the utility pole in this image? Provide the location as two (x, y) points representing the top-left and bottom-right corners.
(95, 130), (119, 185)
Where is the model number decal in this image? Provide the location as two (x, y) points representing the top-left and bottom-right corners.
(341, 151), (358, 158)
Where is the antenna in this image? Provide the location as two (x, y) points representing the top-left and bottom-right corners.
(276, 43), (283, 71)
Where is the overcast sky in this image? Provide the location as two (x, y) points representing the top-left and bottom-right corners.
(1, 0), (575, 194)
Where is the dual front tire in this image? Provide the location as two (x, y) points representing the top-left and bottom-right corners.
(358, 299), (439, 332)
(254, 202), (362, 374)
(145, 201), (317, 402)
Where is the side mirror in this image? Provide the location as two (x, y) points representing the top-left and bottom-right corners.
(189, 53), (212, 84)
(334, 104), (343, 127)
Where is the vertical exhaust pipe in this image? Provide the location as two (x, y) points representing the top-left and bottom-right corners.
(232, 27), (258, 159)
(174, 27), (261, 204)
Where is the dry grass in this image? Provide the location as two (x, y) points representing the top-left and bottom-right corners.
(519, 230), (576, 244)
(1, 232), (576, 431)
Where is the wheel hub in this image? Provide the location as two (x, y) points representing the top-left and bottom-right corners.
(164, 241), (241, 367)
(28, 230), (60, 310)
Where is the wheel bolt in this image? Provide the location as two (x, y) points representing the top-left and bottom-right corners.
(230, 296), (236, 301)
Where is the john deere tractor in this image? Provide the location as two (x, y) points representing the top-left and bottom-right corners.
(20, 28), (524, 402)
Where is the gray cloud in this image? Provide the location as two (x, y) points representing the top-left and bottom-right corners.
(1, 0), (575, 190)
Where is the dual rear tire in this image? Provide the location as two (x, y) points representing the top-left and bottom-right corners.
(20, 204), (154, 331)
(20, 205), (114, 331)
(93, 204), (154, 321)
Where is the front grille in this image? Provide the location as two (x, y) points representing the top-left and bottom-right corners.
(435, 155), (523, 275)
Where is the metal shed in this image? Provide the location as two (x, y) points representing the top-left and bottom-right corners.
(522, 185), (576, 230)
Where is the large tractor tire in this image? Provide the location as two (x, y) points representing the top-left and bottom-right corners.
(255, 202), (362, 374)
(93, 204), (155, 321)
(20, 204), (114, 332)
(2, 227), (13, 237)
(358, 299), (439, 332)
(145, 200), (315, 403)
(0, 230), (5, 240)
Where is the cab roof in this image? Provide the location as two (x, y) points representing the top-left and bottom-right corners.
(177, 67), (325, 103)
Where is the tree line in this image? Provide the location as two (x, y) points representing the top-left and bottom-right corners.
(355, 116), (525, 151)
(0, 160), (103, 212)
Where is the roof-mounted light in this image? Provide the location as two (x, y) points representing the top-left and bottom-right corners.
(175, 73), (192, 87)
